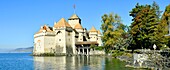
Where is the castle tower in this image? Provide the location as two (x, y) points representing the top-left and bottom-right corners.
(53, 18), (74, 55)
(33, 25), (55, 55)
(68, 14), (81, 28)
(89, 26), (98, 42)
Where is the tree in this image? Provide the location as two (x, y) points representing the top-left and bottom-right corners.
(101, 13), (128, 53)
(160, 4), (170, 47)
(129, 2), (163, 49)
(152, 1), (161, 19)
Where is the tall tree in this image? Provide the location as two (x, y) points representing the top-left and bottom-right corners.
(101, 13), (128, 52)
(129, 2), (163, 49)
(160, 4), (170, 47)
(152, 1), (161, 19)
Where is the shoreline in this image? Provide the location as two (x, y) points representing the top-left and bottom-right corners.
(31, 53), (106, 57)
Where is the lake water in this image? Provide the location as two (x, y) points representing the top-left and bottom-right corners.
(0, 53), (134, 70)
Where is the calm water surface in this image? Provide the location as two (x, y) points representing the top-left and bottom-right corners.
(0, 53), (134, 70)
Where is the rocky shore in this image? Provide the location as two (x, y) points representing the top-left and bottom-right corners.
(116, 50), (170, 70)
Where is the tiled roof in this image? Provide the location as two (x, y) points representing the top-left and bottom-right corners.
(69, 14), (79, 19)
(35, 25), (53, 34)
(74, 23), (83, 29)
(54, 18), (71, 28)
(89, 26), (97, 32)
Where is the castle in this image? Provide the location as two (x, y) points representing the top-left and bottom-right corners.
(33, 14), (104, 55)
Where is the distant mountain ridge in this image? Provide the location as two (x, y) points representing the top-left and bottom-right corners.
(10, 47), (33, 53)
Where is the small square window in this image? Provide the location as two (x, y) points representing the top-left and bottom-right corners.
(59, 39), (61, 41)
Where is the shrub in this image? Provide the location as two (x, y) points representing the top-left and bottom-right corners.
(95, 46), (104, 50)
(112, 50), (124, 57)
(124, 53), (132, 57)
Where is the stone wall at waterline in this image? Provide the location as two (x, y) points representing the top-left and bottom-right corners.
(89, 49), (105, 55)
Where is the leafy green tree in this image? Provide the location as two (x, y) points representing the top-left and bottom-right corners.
(160, 4), (170, 47)
(101, 13), (128, 53)
(129, 2), (163, 49)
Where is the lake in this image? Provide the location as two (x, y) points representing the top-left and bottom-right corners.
(0, 53), (134, 70)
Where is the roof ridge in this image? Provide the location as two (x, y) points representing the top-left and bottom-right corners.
(89, 26), (97, 32)
(69, 14), (79, 19)
(54, 18), (71, 28)
(35, 25), (54, 34)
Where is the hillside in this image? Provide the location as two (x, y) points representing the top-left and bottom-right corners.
(10, 47), (33, 53)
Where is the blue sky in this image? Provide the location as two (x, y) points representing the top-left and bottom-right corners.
(0, 0), (169, 49)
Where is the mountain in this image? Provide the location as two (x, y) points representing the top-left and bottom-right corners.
(0, 49), (13, 53)
(10, 47), (33, 53)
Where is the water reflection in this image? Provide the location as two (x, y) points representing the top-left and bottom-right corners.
(33, 56), (133, 70)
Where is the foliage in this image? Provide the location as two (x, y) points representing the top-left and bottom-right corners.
(112, 50), (124, 57)
(95, 46), (104, 50)
(161, 4), (170, 47)
(90, 44), (97, 49)
(129, 2), (169, 50)
(111, 50), (132, 58)
(101, 13), (129, 53)
(160, 45), (169, 50)
(90, 44), (104, 50)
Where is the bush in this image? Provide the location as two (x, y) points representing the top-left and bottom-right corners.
(133, 50), (140, 53)
(160, 45), (170, 50)
(112, 50), (124, 57)
(111, 50), (132, 58)
(90, 45), (104, 51)
(90, 44), (96, 49)
(95, 46), (104, 50)
(124, 53), (132, 57)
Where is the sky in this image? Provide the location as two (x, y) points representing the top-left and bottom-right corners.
(0, 0), (169, 49)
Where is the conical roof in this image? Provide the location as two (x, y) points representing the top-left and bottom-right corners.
(69, 14), (79, 19)
(89, 26), (97, 32)
(54, 18), (71, 28)
(98, 30), (101, 34)
(74, 23), (83, 29)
